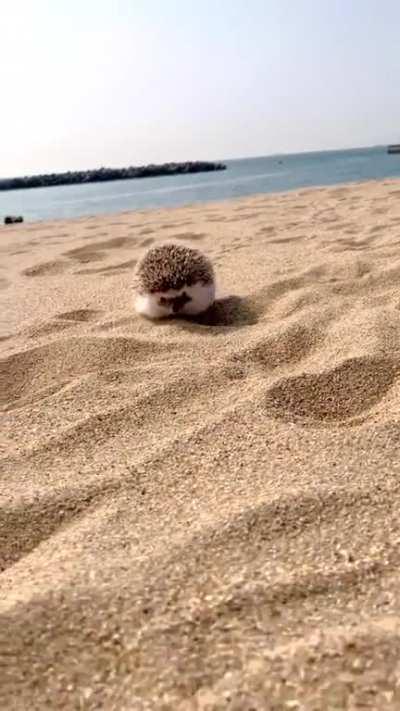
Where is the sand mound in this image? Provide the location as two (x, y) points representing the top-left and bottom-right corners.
(2, 180), (400, 709)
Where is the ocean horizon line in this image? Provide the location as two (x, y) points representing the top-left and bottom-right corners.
(1, 143), (396, 182)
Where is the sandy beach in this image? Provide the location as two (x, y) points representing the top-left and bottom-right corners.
(2, 178), (400, 709)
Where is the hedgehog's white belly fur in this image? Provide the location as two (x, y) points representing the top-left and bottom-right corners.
(135, 281), (215, 320)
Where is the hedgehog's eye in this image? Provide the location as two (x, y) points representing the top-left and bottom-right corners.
(159, 297), (167, 306)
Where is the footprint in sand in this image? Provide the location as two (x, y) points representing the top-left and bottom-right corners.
(269, 235), (304, 245)
(235, 324), (320, 370)
(159, 223), (182, 230)
(64, 236), (136, 264)
(139, 237), (155, 248)
(264, 356), (398, 424)
(77, 258), (137, 276)
(26, 322), (74, 339)
(139, 228), (154, 236)
(172, 232), (206, 241)
(0, 487), (100, 572)
(55, 309), (103, 322)
(0, 335), (160, 410)
(22, 260), (69, 277)
(226, 213), (261, 222)
(23, 310), (104, 338)
(369, 224), (388, 234)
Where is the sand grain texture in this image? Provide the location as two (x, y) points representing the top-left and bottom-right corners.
(2, 180), (400, 709)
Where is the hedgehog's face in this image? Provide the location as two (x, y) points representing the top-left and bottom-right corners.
(134, 291), (190, 319)
(135, 282), (215, 320)
(137, 290), (192, 318)
(159, 292), (191, 314)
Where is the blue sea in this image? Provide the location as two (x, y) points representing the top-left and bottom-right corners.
(1, 146), (400, 222)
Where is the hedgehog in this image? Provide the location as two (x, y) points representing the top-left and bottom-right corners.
(134, 242), (215, 319)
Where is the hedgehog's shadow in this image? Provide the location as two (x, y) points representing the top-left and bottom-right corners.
(178, 295), (258, 332)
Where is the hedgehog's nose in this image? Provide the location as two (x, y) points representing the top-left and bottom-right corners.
(172, 292), (191, 313)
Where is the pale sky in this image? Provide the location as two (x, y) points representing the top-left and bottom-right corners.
(1, 0), (399, 176)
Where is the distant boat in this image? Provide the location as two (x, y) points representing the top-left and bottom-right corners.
(388, 144), (400, 154)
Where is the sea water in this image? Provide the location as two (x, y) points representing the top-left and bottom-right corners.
(1, 146), (400, 222)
